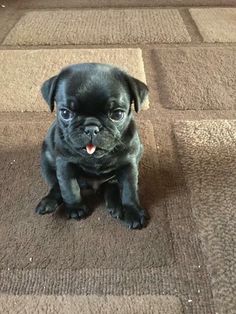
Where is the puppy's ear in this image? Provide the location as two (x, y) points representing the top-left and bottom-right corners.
(126, 75), (148, 113)
(41, 75), (58, 112)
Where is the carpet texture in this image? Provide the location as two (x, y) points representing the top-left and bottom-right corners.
(153, 47), (236, 110)
(0, 295), (183, 314)
(0, 9), (21, 43)
(190, 8), (236, 42)
(3, 9), (191, 46)
(174, 120), (236, 314)
(17, 0), (236, 8)
(0, 49), (148, 112)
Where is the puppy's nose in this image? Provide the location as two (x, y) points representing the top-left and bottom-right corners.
(84, 125), (100, 137)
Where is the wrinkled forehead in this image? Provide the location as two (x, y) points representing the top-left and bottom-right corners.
(55, 67), (130, 112)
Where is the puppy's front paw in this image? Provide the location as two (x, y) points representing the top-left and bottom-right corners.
(35, 197), (60, 215)
(107, 205), (123, 220)
(122, 205), (149, 229)
(66, 204), (90, 220)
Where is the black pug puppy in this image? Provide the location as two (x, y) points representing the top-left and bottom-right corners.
(35, 63), (149, 229)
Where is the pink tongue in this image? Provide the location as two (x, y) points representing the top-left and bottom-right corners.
(86, 144), (96, 155)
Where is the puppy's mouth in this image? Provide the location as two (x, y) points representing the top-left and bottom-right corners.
(81, 144), (105, 156)
(84, 143), (96, 155)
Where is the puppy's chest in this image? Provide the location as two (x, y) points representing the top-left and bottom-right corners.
(77, 156), (118, 175)
(74, 160), (117, 190)
(77, 174), (116, 190)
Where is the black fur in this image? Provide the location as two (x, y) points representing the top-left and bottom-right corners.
(35, 63), (149, 229)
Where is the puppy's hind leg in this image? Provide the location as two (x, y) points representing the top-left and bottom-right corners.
(103, 181), (123, 220)
(35, 150), (63, 215)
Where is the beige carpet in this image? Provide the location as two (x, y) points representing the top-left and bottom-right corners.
(174, 120), (236, 314)
(190, 8), (236, 42)
(17, 0), (236, 8)
(0, 9), (21, 43)
(153, 47), (236, 110)
(0, 49), (148, 112)
(3, 9), (191, 46)
(0, 295), (183, 314)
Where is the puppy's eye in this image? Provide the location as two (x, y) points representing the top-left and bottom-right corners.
(60, 109), (74, 121)
(109, 110), (125, 122)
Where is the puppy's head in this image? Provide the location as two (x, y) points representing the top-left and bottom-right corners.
(41, 63), (148, 158)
